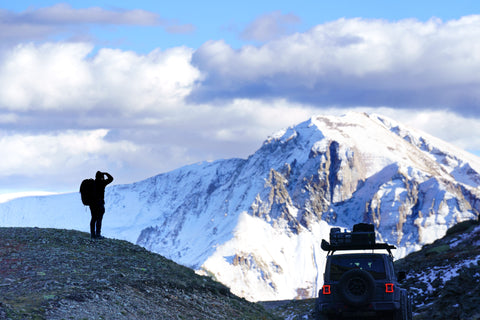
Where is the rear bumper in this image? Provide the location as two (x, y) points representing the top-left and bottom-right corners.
(318, 301), (401, 316)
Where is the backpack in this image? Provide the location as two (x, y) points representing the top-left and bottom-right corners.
(79, 179), (95, 206)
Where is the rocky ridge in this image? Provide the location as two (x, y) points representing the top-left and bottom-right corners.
(395, 219), (480, 319)
(0, 227), (278, 320)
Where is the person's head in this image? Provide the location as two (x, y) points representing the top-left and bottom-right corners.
(95, 171), (103, 180)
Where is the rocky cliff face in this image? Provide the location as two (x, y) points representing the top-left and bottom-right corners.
(1, 112), (479, 301)
(245, 113), (480, 248)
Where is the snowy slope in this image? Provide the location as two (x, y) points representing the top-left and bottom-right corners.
(0, 112), (479, 302)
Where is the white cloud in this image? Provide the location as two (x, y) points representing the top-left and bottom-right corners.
(191, 16), (480, 111)
(0, 43), (92, 111)
(0, 129), (135, 173)
(30, 3), (160, 25)
(90, 46), (200, 112)
(241, 11), (301, 42)
(0, 4), (193, 44)
(0, 42), (200, 113)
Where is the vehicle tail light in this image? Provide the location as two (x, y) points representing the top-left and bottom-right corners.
(323, 285), (331, 295)
(385, 283), (394, 293)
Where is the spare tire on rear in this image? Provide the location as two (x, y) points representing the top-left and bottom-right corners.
(338, 269), (375, 307)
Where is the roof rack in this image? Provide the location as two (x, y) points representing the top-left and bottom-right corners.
(321, 239), (396, 256)
(322, 224), (396, 257)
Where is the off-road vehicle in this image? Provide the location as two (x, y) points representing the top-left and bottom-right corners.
(315, 223), (412, 320)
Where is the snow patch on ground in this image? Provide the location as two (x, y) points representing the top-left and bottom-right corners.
(411, 255), (480, 295)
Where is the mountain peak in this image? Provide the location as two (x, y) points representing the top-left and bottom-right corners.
(265, 112), (480, 183)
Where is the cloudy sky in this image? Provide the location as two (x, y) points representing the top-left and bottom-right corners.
(1, 1), (480, 195)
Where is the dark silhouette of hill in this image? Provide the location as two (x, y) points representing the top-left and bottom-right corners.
(0, 227), (279, 320)
(395, 219), (480, 319)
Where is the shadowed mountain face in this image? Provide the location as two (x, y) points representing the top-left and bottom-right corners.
(1, 112), (479, 301)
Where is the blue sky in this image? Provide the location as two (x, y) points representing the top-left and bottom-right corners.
(5, 1), (480, 51)
(1, 1), (480, 193)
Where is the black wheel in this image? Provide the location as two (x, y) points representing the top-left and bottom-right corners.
(393, 292), (409, 320)
(338, 269), (375, 307)
(393, 310), (403, 320)
(407, 295), (413, 320)
(316, 313), (330, 320)
(314, 299), (331, 320)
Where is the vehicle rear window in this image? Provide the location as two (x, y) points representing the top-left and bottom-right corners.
(329, 256), (386, 280)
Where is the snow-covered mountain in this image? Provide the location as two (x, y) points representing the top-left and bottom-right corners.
(1, 112), (479, 301)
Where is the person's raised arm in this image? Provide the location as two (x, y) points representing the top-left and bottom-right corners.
(104, 172), (114, 185)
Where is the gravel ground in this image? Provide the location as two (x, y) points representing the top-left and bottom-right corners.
(0, 227), (279, 320)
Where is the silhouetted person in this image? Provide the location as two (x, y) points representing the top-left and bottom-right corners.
(90, 171), (113, 239)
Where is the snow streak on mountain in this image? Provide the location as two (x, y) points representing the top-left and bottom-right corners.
(1, 112), (479, 301)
